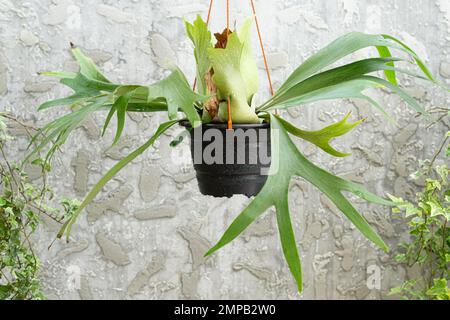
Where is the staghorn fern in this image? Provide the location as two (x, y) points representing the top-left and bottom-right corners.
(28, 16), (446, 292)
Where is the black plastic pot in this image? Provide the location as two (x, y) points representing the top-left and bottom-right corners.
(180, 121), (271, 197)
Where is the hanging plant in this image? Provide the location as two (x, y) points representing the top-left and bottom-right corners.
(27, 10), (447, 292)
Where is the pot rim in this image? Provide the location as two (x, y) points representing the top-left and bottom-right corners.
(179, 120), (270, 129)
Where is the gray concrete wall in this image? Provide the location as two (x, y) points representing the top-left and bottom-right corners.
(0, 0), (449, 299)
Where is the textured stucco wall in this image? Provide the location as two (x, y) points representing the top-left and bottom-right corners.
(1, 0), (449, 299)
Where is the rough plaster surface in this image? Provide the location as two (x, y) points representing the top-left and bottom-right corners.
(0, 0), (449, 300)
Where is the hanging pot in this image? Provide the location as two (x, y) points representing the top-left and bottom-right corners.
(180, 121), (271, 197)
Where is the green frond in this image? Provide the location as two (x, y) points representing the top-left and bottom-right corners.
(206, 115), (392, 292)
(277, 113), (363, 157)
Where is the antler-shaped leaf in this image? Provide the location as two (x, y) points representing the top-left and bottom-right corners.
(205, 114), (392, 291)
(258, 32), (440, 118)
(275, 32), (435, 95)
(71, 44), (111, 83)
(30, 46), (204, 163)
(146, 68), (206, 126)
(278, 112), (363, 157)
(38, 45), (116, 111)
(207, 18), (260, 123)
(258, 57), (428, 118)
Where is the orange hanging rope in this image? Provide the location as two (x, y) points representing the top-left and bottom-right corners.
(249, 0), (278, 115)
(206, 0), (214, 23)
(249, 0), (274, 97)
(226, 0), (233, 130)
(192, 0), (214, 91)
(226, 0), (230, 36)
(227, 97), (232, 129)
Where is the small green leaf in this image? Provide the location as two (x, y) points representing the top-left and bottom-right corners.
(389, 285), (403, 295)
(429, 201), (444, 217)
(395, 254), (407, 263)
(405, 205), (421, 218)
(426, 279), (450, 300)
(102, 104), (116, 137)
(436, 165), (448, 184)
(112, 95), (129, 146)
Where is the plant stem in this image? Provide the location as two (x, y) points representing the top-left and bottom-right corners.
(429, 135), (449, 168)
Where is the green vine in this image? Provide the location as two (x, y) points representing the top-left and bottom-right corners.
(0, 113), (79, 300)
(389, 116), (450, 300)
